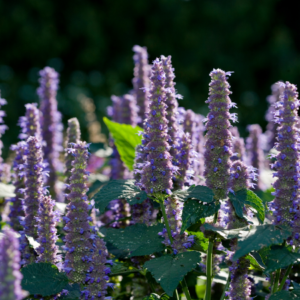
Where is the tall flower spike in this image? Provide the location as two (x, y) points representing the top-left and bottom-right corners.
(37, 66), (63, 201)
(140, 58), (174, 194)
(132, 45), (150, 127)
(8, 142), (27, 232)
(21, 136), (44, 264)
(270, 82), (300, 246)
(230, 126), (246, 162)
(246, 124), (264, 190)
(64, 142), (112, 297)
(0, 95), (8, 176)
(36, 195), (61, 266)
(0, 228), (27, 300)
(204, 69), (235, 200)
(65, 118), (81, 187)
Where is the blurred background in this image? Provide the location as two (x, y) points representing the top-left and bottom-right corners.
(0, 0), (298, 157)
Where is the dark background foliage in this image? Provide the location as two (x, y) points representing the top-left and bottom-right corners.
(0, 0), (299, 156)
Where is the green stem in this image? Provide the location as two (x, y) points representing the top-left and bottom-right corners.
(277, 265), (293, 292)
(181, 278), (192, 300)
(204, 239), (214, 300)
(220, 273), (231, 300)
(174, 289), (180, 300)
(272, 269), (281, 294)
(160, 200), (174, 244)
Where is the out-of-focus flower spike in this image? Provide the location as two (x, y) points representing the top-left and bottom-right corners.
(0, 94), (8, 178)
(230, 126), (246, 162)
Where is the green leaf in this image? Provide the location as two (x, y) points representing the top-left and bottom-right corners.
(202, 223), (244, 240)
(245, 253), (265, 271)
(94, 179), (148, 213)
(233, 225), (291, 261)
(143, 293), (170, 300)
(263, 246), (300, 273)
(144, 252), (201, 296)
(181, 201), (219, 233)
(0, 183), (15, 198)
(173, 185), (214, 202)
(59, 283), (81, 300)
(188, 231), (209, 252)
(21, 263), (69, 297)
(269, 290), (300, 300)
(102, 223), (165, 256)
(229, 189), (265, 224)
(110, 261), (130, 274)
(103, 117), (143, 170)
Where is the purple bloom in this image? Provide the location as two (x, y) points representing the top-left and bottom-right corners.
(140, 58), (174, 194)
(37, 66), (63, 201)
(204, 69), (234, 200)
(0, 96), (8, 178)
(0, 228), (27, 300)
(132, 45), (150, 127)
(230, 126), (246, 162)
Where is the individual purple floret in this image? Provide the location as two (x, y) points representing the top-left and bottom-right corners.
(18, 103), (41, 141)
(269, 82), (300, 246)
(0, 227), (27, 300)
(158, 197), (194, 254)
(246, 124), (265, 190)
(230, 126), (246, 162)
(37, 66), (63, 201)
(8, 142), (27, 232)
(204, 69), (236, 200)
(265, 83), (284, 151)
(132, 45), (150, 127)
(65, 118), (81, 187)
(140, 58), (174, 194)
(36, 195), (61, 266)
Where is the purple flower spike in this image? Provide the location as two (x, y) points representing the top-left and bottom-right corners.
(0, 95), (8, 174)
(270, 82), (300, 246)
(37, 66), (63, 201)
(140, 58), (174, 194)
(120, 94), (139, 126)
(8, 142), (27, 231)
(36, 195), (61, 266)
(230, 127), (246, 162)
(204, 69), (235, 200)
(132, 45), (150, 127)
(246, 124), (265, 190)
(0, 228), (27, 300)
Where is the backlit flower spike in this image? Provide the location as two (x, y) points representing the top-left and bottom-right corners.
(230, 127), (246, 162)
(140, 58), (174, 194)
(37, 66), (63, 201)
(119, 94), (139, 126)
(246, 124), (265, 190)
(0, 228), (27, 300)
(8, 142), (26, 232)
(36, 195), (61, 266)
(0, 94), (8, 176)
(270, 81), (300, 246)
(204, 69), (234, 200)
(132, 45), (150, 127)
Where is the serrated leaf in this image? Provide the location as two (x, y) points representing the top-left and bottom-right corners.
(202, 223), (245, 240)
(0, 183), (15, 198)
(144, 252), (201, 296)
(21, 263), (69, 296)
(233, 225), (291, 261)
(229, 189), (265, 224)
(94, 179), (148, 213)
(59, 283), (81, 300)
(181, 200), (219, 233)
(269, 290), (300, 300)
(103, 223), (164, 256)
(103, 117), (142, 170)
(263, 246), (300, 273)
(173, 185), (214, 202)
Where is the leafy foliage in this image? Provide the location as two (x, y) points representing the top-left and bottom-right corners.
(94, 179), (147, 212)
(144, 252), (201, 296)
(59, 283), (81, 300)
(21, 263), (69, 296)
(103, 117), (142, 170)
(229, 189), (265, 224)
(202, 223), (243, 240)
(173, 185), (214, 202)
(188, 231), (209, 252)
(143, 293), (170, 300)
(102, 223), (165, 257)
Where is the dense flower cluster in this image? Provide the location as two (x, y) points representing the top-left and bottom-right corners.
(270, 81), (300, 246)
(204, 69), (236, 200)
(230, 126), (246, 162)
(0, 228), (26, 300)
(37, 66), (63, 200)
(0, 96), (8, 177)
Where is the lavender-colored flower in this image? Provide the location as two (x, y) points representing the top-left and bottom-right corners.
(131, 199), (155, 226)
(265, 83), (284, 151)
(158, 197), (194, 254)
(230, 127), (246, 162)
(269, 82), (300, 246)
(8, 142), (27, 232)
(200, 242), (223, 276)
(0, 228), (27, 300)
(18, 103), (41, 140)
(37, 66), (63, 201)
(246, 124), (265, 190)
(140, 58), (174, 194)
(36, 195), (61, 266)
(204, 69), (236, 200)
(0, 96), (8, 177)
(132, 45), (150, 127)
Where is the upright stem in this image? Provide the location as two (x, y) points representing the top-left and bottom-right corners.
(272, 269), (281, 294)
(220, 272), (231, 300)
(277, 265), (292, 292)
(204, 239), (214, 300)
(160, 200), (174, 244)
(174, 289), (180, 300)
(181, 278), (192, 300)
